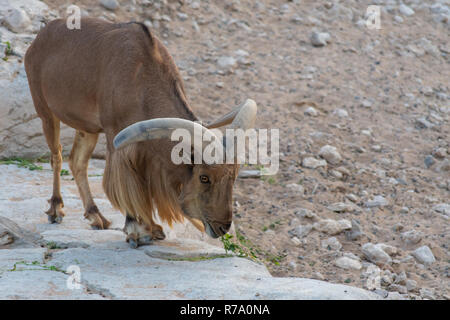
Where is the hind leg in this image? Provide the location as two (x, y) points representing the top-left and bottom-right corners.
(123, 213), (165, 248)
(40, 114), (65, 223)
(69, 131), (111, 229)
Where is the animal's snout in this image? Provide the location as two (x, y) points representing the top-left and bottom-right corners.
(218, 223), (232, 235)
(205, 221), (232, 238)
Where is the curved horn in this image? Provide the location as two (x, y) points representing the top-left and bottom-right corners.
(228, 99), (257, 129)
(113, 118), (220, 150)
(207, 99), (257, 129)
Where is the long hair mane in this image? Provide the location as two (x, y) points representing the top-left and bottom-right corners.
(103, 143), (185, 228)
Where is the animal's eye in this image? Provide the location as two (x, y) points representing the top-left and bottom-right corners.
(200, 175), (210, 184)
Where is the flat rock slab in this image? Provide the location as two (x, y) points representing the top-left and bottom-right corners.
(0, 216), (42, 248)
(49, 248), (379, 300)
(0, 162), (381, 299)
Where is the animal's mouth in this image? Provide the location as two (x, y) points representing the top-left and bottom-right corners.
(205, 221), (220, 239)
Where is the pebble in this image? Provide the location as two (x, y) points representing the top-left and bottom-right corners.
(319, 145), (342, 165)
(310, 32), (331, 47)
(432, 147), (447, 159)
(432, 203), (450, 216)
(333, 108), (348, 117)
(313, 219), (351, 235)
(394, 15), (404, 23)
(416, 117), (434, 129)
(304, 106), (319, 117)
(345, 219), (363, 241)
(400, 230), (423, 245)
(327, 202), (354, 213)
(100, 0), (119, 11)
(394, 271), (407, 285)
(321, 237), (342, 251)
(365, 195), (388, 208)
(289, 224), (313, 238)
(302, 157), (327, 169)
(3, 8), (31, 33)
(295, 208), (318, 220)
(286, 183), (304, 194)
(411, 246), (436, 265)
(399, 4), (415, 16)
(424, 155), (435, 168)
(217, 56), (237, 70)
(419, 288), (435, 300)
(362, 243), (392, 265)
(406, 279), (417, 291)
(335, 257), (362, 270)
(388, 284), (408, 294)
(361, 99), (373, 108)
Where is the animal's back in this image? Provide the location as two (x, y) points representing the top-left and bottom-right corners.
(25, 18), (151, 134)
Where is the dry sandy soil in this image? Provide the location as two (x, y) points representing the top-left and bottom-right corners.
(35, 0), (449, 299)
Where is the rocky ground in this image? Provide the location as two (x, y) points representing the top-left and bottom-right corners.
(0, 0), (449, 299)
(0, 161), (379, 299)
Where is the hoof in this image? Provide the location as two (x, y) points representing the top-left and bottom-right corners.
(151, 228), (166, 240)
(48, 214), (63, 224)
(128, 238), (138, 249)
(127, 235), (153, 249)
(85, 209), (111, 230)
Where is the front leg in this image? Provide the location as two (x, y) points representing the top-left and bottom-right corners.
(123, 213), (165, 248)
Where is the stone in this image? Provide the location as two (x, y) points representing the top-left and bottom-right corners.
(311, 32), (331, 47)
(424, 155), (435, 168)
(304, 106), (319, 116)
(362, 243), (392, 265)
(286, 183), (304, 194)
(394, 15), (404, 23)
(313, 219), (351, 235)
(388, 284), (407, 294)
(399, 4), (414, 16)
(321, 237), (342, 251)
(302, 157), (327, 169)
(327, 202), (354, 213)
(319, 145), (342, 165)
(435, 159), (450, 173)
(416, 117), (434, 129)
(345, 219), (363, 241)
(365, 195), (388, 208)
(400, 230), (423, 246)
(432, 147), (447, 159)
(217, 56), (237, 69)
(335, 257), (362, 270)
(289, 224), (313, 238)
(295, 208), (318, 220)
(411, 246), (436, 265)
(3, 8), (31, 33)
(406, 279), (417, 291)
(333, 108), (348, 117)
(419, 288), (435, 300)
(432, 203), (450, 216)
(376, 243), (397, 256)
(0, 217), (42, 248)
(394, 271), (407, 285)
(100, 0), (119, 11)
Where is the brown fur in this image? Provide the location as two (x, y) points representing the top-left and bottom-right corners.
(25, 18), (238, 238)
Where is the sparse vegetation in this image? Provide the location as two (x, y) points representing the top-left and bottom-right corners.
(8, 260), (65, 273)
(2, 41), (13, 61)
(0, 157), (43, 171)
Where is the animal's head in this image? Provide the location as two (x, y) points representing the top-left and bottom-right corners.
(113, 99), (257, 238)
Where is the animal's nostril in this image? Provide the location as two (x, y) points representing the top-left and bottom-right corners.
(219, 223), (232, 234)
